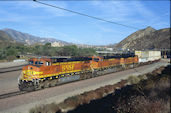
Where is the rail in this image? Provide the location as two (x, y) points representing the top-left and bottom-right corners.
(0, 65), (26, 73)
(0, 91), (27, 99)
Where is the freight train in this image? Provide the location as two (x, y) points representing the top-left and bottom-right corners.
(18, 54), (139, 91)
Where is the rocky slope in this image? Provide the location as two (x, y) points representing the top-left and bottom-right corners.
(2, 28), (69, 45)
(115, 27), (170, 50)
(0, 30), (15, 43)
(0, 30), (17, 48)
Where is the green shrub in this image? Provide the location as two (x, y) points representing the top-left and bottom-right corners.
(128, 76), (140, 84)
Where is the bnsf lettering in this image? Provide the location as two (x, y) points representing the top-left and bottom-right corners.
(62, 64), (75, 72)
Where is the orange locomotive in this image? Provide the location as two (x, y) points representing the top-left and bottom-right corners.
(18, 54), (138, 91)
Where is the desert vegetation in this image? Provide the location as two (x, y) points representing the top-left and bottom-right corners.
(30, 65), (170, 113)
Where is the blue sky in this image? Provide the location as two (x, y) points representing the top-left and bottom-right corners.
(0, 0), (170, 45)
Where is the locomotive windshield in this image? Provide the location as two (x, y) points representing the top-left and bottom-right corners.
(35, 61), (44, 65)
(28, 60), (44, 65)
(94, 58), (99, 62)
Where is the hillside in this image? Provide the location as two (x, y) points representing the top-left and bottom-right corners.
(115, 27), (170, 50)
(0, 30), (15, 43)
(0, 30), (17, 48)
(2, 28), (69, 45)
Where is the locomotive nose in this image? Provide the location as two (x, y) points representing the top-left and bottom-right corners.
(20, 65), (35, 81)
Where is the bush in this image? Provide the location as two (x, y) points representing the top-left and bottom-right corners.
(138, 74), (147, 80)
(127, 76), (140, 84)
(29, 103), (60, 113)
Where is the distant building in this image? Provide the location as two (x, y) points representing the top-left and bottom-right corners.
(106, 48), (113, 51)
(51, 42), (64, 47)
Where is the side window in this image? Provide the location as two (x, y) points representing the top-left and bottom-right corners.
(35, 61), (43, 65)
(39, 62), (43, 65)
(35, 61), (38, 65)
(46, 62), (51, 66)
(29, 61), (33, 65)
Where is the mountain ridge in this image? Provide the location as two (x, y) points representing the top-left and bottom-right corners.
(2, 28), (69, 45)
(1, 27), (170, 50)
(115, 27), (170, 50)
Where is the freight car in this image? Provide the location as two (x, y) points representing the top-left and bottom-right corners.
(18, 54), (138, 91)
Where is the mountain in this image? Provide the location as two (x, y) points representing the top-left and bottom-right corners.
(115, 26), (170, 50)
(0, 30), (15, 43)
(2, 28), (69, 45)
(0, 30), (17, 47)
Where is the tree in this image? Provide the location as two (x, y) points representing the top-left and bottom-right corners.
(62, 45), (79, 56)
(6, 47), (18, 56)
(45, 43), (51, 47)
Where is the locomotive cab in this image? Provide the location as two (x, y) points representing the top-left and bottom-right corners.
(20, 58), (52, 79)
(18, 58), (52, 91)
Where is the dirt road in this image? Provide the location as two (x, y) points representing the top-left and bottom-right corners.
(0, 60), (169, 113)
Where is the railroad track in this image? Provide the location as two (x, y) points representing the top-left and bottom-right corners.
(0, 65), (26, 73)
(0, 91), (27, 99)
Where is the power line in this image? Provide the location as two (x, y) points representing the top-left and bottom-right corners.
(33, 0), (139, 30)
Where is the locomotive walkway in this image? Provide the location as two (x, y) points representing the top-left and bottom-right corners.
(0, 59), (169, 113)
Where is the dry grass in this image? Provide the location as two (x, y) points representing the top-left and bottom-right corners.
(29, 103), (60, 113)
(127, 76), (140, 84)
(115, 65), (170, 113)
(116, 96), (170, 113)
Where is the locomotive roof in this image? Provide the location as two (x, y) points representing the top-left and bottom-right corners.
(29, 53), (136, 62)
(51, 56), (92, 63)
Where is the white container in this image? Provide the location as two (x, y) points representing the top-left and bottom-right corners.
(135, 51), (161, 62)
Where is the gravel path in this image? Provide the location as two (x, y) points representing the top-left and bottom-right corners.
(0, 60), (169, 113)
